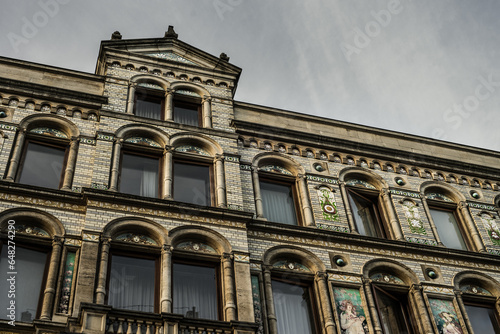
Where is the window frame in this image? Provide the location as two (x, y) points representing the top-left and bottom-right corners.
(258, 172), (302, 226)
(173, 94), (202, 127)
(118, 142), (164, 198)
(105, 242), (161, 313)
(16, 134), (70, 190)
(133, 87), (165, 120)
(346, 187), (387, 238)
(371, 283), (416, 334)
(427, 199), (472, 251)
(172, 153), (214, 207)
(171, 250), (223, 320)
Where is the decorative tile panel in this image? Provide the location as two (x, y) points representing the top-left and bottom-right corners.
(57, 252), (76, 314)
(224, 156), (239, 163)
(406, 236), (438, 246)
(460, 284), (492, 296)
(469, 202), (496, 211)
(328, 274), (362, 283)
(317, 187), (340, 222)
(64, 238), (82, 246)
(30, 127), (68, 138)
(250, 263), (262, 271)
(137, 83), (164, 90)
(390, 189), (420, 198)
(91, 183), (108, 190)
(176, 89), (201, 97)
(145, 52), (197, 65)
(80, 137), (96, 145)
(240, 164), (252, 171)
(480, 213), (500, 246)
(234, 254), (250, 263)
(426, 193), (454, 202)
(259, 165), (293, 176)
(272, 260), (310, 272)
(82, 233), (99, 242)
(402, 200), (426, 235)
(115, 233), (157, 245)
(332, 286), (369, 333)
(306, 175), (338, 184)
(176, 241), (217, 254)
(428, 299), (463, 334)
(97, 133), (114, 141)
(124, 137), (161, 147)
(15, 225), (50, 237)
(175, 145), (210, 156)
(316, 223), (349, 233)
(0, 192), (85, 212)
(0, 123), (17, 131)
(251, 276), (265, 334)
(423, 286), (454, 295)
(345, 179), (376, 189)
(370, 273), (404, 285)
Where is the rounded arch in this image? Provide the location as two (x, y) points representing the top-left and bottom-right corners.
(339, 166), (389, 190)
(0, 208), (65, 237)
(19, 114), (80, 138)
(170, 132), (222, 156)
(103, 217), (167, 246)
(252, 152), (305, 176)
(115, 124), (170, 147)
(130, 74), (170, 90)
(168, 225), (231, 254)
(453, 271), (500, 296)
(363, 258), (419, 285)
(263, 245), (326, 273)
(171, 81), (210, 98)
(420, 181), (466, 202)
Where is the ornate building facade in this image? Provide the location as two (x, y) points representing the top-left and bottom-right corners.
(1, 27), (500, 334)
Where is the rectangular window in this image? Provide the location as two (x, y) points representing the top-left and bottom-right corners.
(172, 262), (219, 320)
(120, 152), (160, 198)
(373, 286), (414, 334)
(429, 208), (468, 250)
(173, 162), (211, 206)
(135, 93), (163, 120)
(0, 244), (48, 322)
(347, 189), (385, 238)
(107, 255), (156, 313)
(272, 279), (316, 334)
(174, 101), (200, 126)
(260, 180), (298, 225)
(465, 304), (500, 333)
(19, 142), (66, 189)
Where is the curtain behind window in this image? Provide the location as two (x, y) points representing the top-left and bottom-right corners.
(121, 153), (159, 198)
(173, 263), (218, 320)
(0, 245), (47, 322)
(135, 98), (162, 120)
(174, 105), (199, 126)
(108, 255), (155, 313)
(260, 180), (298, 225)
(272, 280), (315, 334)
(19, 142), (65, 189)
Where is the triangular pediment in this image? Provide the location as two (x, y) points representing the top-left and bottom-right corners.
(141, 51), (199, 66)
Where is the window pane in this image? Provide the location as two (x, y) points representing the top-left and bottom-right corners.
(0, 244), (47, 322)
(465, 304), (500, 333)
(19, 142), (65, 189)
(272, 280), (315, 334)
(429, 209), (467, 250)
(108, 255), (155, 313)
(260, 180), (298, 225)
(174, 105), (199, 126)
(348, 191), (381, 237)
(374, 288), (411, 334)
(121, 153), (159, 198)
(173, 263), (218, 320)
(135, 97), (162, 120)
(173, 162), (211, 206)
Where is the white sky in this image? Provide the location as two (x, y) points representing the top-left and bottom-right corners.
(1, 0), (499, 151)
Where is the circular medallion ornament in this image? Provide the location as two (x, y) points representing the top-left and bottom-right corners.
(384, 275), (390, 282)
(133, 235), (140, 243)
(287, 262), (295, 270)
(193, 243), (200, 251)
(472, 287), (478, 293)
(324, 205), (336, 214)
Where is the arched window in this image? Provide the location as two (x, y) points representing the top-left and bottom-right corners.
(134, 83), (165, 120)
(251, 154), (314, 226)
(0, 210), (65, 322)
(5, 116), (80, 190)
(172, 89), (202, 126)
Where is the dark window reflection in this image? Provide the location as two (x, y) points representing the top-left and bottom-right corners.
(465, 304), (500, 333)
(19, 142), (65, 189)
(173, 162), (210, 206)
(260, 180), (298, 225)
(120, 153), (159, 197)
(135, 93), (162, 120)
(174, 102), (199, 126)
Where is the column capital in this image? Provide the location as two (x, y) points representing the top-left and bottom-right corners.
(222, 252), (233, 262)
(380, 188), (391, 196)
(214, 154), (224, 163)
(113, 137), (123, 145)
(361, 277), (372, 285)
(162, 244), (173, 253)
(338, 180), (346, 186)
(315, 271), (328, 282)
(459, 201), (469, 209)
(52, 236), (64, 246)
(129, 82), (138, 88)
(202, 95), (212, 103)
(101, 237), (112, 245)
(454, 289), (463, 297)
(410, 283), (423, 293)
(19, 127), (27, 134)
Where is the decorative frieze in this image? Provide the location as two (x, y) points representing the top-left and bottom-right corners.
(328, 273), (362, 283)
(406, 236), (438, 246)
(423, 286), (454, 295)
(390, 189), (420, 198)
(307, 174), (338, 184)
(0, 192), (85, 212)
(97, 133), (114, 141)
(316, 223), (348, 233)
(469, 202), (496, 211)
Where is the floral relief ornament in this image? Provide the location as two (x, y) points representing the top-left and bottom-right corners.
(480, 213), (500, 246)
(402, 200), (426, 235)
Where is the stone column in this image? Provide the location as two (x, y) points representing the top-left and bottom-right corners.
(5, 127), (26, 181)
(362, 278), (382, 334)
(215, 155), (227, 208)
(165, 89), (174, 121)
(126, 83), (137, 114)
(315, 272), (336, 334)
(61, 137), (80, 190)
(339, 181), (358, 234)
(95, 238), (111, 304)
(222, 253), (237, 321)
(263, 266), (278, 334)
(162, 146), (174, 199)
(108, 139), (123, 191)
(298, 174), (315, 226)
(455, 290), (473, 333)
(420, 193), (444, 246)
(381, 188), (404, 240)
(409, 284), (433, 333)
(202, 96), (212, 128)
(40, 236), (63, 320)
(72, 237), (100, 318)
(458, 201), (486, 252)
(252, 167), (264, 218)
(233, 254), (254, 322)
(160, 245), (172, 313)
